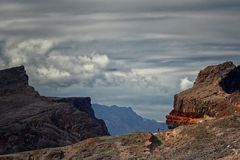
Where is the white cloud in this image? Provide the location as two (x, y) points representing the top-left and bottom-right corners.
(1, 39), (172, 91)
(1, 39), (112, 87)
(180, 77), (193, 90)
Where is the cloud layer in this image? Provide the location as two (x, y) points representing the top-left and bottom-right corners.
(0, 0), (240, 120)
(180, 77), (194, 90)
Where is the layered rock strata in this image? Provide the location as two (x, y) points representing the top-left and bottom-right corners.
(167, 61), (240, 129)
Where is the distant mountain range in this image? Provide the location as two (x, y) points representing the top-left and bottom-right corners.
(92, 104), (167, 135)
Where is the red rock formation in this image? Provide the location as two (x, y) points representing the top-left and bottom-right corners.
(166, 115), (207, 125)
(167, 61), (240, 129)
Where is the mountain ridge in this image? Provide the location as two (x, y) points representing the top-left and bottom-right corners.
(92, 104), (167, 135)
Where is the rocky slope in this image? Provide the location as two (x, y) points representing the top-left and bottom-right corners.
(0, 66), (109, 155)
(1, 113), (240, 160)
(166, 61), (240, 129)
(93, 104), (167, 135)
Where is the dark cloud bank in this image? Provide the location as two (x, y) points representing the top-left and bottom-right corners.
(0, 0), (240, 120)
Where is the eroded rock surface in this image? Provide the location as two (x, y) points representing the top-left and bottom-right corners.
(1, 114), (240, 160)
(0, 66), (109, 155)
(167, 61), (240, 129)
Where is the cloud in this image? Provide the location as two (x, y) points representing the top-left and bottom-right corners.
(1, 39), (111, 87)
(0, 0), (240, 121)
(180, 77), (194, 90)
(1, 39), (174, 92)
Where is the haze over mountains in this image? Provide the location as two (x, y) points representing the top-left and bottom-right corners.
(92, 104), (167, 135)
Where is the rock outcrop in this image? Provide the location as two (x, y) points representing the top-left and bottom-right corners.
(166, 61), (240, 129)
(0, 66), (38, 96)
(0, 66), (109, 155)
(1, 113), (240, 160)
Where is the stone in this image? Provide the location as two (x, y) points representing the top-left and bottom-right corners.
(166, 61), (240, 129)
(0, 66), (109, 155)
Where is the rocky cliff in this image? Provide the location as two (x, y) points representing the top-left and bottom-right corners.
(0, 66), (38, 96)
(166, 61), (240, 129)
(0, 66), (109, 155)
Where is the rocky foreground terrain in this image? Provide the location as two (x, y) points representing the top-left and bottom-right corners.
(167, 61), (240, 129)
(0, 61), (240, 160)
(1, 113), (240, 160)
(0, 66), (109, 155)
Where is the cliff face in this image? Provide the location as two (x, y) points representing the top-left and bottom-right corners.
(0, 66), (38, 96)
(166, 61), (240, 129)
(0, 66), (109, 155)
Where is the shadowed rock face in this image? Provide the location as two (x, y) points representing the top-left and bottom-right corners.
(167, 61), (240, 129)
(220, 65), (240, 94)
(0, 66), (109, 155)
(52, 97), (95, 117)
(0, 66), (38, 96)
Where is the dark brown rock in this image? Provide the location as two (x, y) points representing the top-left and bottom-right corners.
(0, 66), (109, 155)
(220, 65), (240, 93)
(0, 66), (38, 96)
(166, 61), (240, 129)
(194, 61), (235, 86)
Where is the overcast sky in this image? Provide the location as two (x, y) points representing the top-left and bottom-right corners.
(0, 0), (240, 121)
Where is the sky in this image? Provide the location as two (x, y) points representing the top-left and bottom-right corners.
(0, 0), (240, 121)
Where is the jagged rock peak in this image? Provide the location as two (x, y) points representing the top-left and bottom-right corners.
(0, 65), (29, 86)
(0, 65), (34, 95)
(194, 61), (236, 86)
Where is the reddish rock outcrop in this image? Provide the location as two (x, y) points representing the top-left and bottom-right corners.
(167, 61), (240, 129)
(0, 66), (109, 155)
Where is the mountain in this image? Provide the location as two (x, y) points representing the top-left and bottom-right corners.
(92, 104), (167, 135)
(166, 61), (240, 128)
(0, 66), (109, 155)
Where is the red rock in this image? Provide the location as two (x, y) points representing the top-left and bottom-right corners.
(166, 61), (240, 129)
